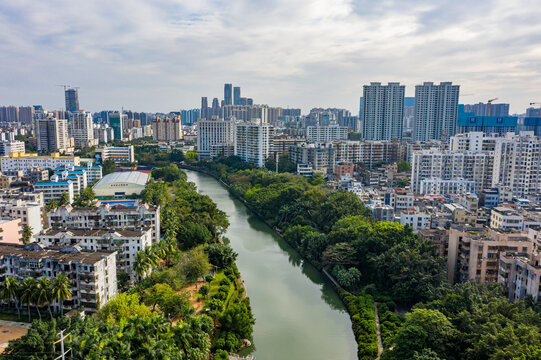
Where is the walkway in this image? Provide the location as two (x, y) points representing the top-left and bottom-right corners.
(0, 319), (32, 351)
(374, 303), (383, 359)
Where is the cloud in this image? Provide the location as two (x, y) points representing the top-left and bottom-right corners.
(0, 0), (540, 113)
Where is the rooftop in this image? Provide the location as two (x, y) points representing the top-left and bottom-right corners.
(0, 243), (113, 264)
(93, 171), (149, 187)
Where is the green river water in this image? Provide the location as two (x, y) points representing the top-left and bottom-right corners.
(185, 170), (357, 360)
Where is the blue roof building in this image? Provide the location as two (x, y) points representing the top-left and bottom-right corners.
(457, 105), (517, 135)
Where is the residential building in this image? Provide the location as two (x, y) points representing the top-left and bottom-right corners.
(34, 116), (70, 152)
(196, 118), (234, 159)
(34, 178), (75, 204)
(234, 122), (273, 167)
(0, 196), (43, 233)
(306, 125), (349, 142)
(0, 218), (22, 244)
(383, 188), (414, 210)
(0, 243), (117, 313)
(95, 146), (135, 165)
(0, 140), (25, 156)
(35, 228), (152, 279)
(413, 82), (460, 141)
(333, 162), (354, 177)
(55, 163), (102, 184)
(399, 209), (430, 233)
(47, 200), (160, 243)
(70, 111), (96, 148)
(152, 116), (183, 141)
(0, 152), (79, 175)
(499, 248), (541, 302)
(361, 82), (405, 141)
(18, 106), (33, 124)
(457, 105), (517, 135)
(463, 102), (509, 117)
(447, 226), (534, 284)
(419, 178), (476, 195)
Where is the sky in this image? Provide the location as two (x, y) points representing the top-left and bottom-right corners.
(1, 0), (540, 114)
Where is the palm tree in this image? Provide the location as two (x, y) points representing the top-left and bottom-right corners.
(53, 274), (72, 316)
(1, 277), (20, 319)
(21, 225), (33, 245)
(20, 278), (37, 322)
(37, 277), (54, 318)
(134, 251), (150, 278)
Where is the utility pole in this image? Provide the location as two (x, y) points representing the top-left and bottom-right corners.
(54, 329), (71, 360)
(275, 152), (279, 173)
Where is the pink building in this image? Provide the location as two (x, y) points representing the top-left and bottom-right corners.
(333, 162), (354, 177)
(0, 218), (23, 245)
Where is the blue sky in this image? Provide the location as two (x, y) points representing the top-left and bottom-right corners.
(0, 0), (540, 114)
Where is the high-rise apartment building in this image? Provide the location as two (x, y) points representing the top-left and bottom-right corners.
(234, 122), (273, 167)
(197, 118), (234, 159)
(0, 106), (18, 122)
(201, 97), (209, 120)
(34, 116), (70, 152)
(463, 102), (510, 117)
(306, 125), (349, 142)
(361, 82), (405, 141)
(152, 116), (183, 141)
(64, 88), (80, 112)
(18, 106), (33, 124)
(234, 87), (241, 105)
(413, 82), (460, 141)
(180, 109), (201, 125)
(70, 111), (95, 148)
(224, 84), (233, 106)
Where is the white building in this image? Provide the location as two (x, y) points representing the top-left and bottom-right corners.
(92, 171), (149, 199)
(35, 227), (152, 279)
(55, 163), (102, 184)
(0, 197), (43, 233)
(306, 125), (349, 142)
(413, 82), (460, 141)
(399, 209), (431, 233)
(490, 207), (524, 231)
(234, 122), (273, 167)
(96, 146), (135, 165)
(0, 140), (25, 156)
(0, 243), (117, 314)
(70, 111), (96, 148)
(0, 153), (79, 175)
(419, 178), (476, 195)
(197, 118), (234, 159)
(53, 170), (88, 196)
(34, 178), (75, 204)
(47, 201), (160, 243)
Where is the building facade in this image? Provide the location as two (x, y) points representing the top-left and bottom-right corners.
(361, 82), (405, 141)
(234, 123), (273, 167)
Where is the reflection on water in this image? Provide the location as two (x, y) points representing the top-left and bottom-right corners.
(185, 170), (357, 360)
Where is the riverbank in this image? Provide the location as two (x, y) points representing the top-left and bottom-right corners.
(181, 163), (371, 359)
(184, 168), (358, 360)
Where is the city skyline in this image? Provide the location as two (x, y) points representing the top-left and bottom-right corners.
(1, 1), (540, 114)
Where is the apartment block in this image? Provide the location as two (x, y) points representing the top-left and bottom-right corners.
(152, 116), (183, 141)
(0, 140), (25, 156)
(0, 196), (43, 233)
(95, 146), (135, 165)
(35, 228), (152, 279)
(362, 82), (405, 141)
(234, 122), (273, 167)
(0, 243), (117, 313)
(34, 179), (75, 204)
(0, 153), (79, 175)
(47, 201), (160, 243)
(196, 118), (234, 160)
(306, 125), (349, 142)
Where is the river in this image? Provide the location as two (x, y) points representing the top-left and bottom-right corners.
(185, 170), (357, 360)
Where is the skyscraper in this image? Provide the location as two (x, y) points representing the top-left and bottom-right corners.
(65, 88), (80, 112)
(224, 84), (232, 106)
(361, 82), (405, 141)
(233, 87), (241, 105)
(201, 97), (208, 120)
(211, 98), (220, 118)
(70, 111), (95, 148)
(413, 82), (460, 141)
(19, 106), (33, 124)
(108, 113), (124, 140)
(34, 116), (69, 152)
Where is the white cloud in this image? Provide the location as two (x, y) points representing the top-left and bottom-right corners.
(0, 0), (540, 113)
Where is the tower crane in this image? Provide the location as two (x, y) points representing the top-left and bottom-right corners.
(530, 102), (541, 117)
(487, 98), (498, 116)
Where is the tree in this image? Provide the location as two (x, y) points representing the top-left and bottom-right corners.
(332, 265), (362, 290)
(397, 161), (411, 173)
(97, 293), (150, 323)
(178, 249), (210, 283)
(219, 300), (255, 340)
(177, 221), (212, 249)
(102, 159), (116, 175)
(151, 164), (186, 182)
(142, 283), (193, 320)
(58, 192), (70, 206)
(21, 225), (33, 245)
(1, 276), (20, 319)
(206, 243), (238, 269)
(322, 242), (358, 266)
(199, 285), (210, 297)
(52, 273), (72, 316)
(390, 309), (458, 359)
(73, 187), (95, 207)
(45, 199), (59, 212)
(19, 277), (37, 322)
(36, 277), (54, 319)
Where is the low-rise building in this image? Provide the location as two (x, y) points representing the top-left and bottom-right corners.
(47, 200), (160, 243)
(490, 206), (524, 231)
(34, 178), (75, 204)
(0, 152), (79, 175)
(95, 146), (135, 166)
(499, 251), (541, 302)
(0, 218), (22, 244)
(56, 163), (102, 184)
(92, 171), (149, 199)
(0, 197), (43, 233)
(399, 209), (430, 233)
(0, 243), (117, 313)
(35, 227), (152, 279)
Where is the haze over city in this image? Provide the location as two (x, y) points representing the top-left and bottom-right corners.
(1, 0), (541, 113)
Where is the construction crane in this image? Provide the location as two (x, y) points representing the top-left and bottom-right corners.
(56, 84), (71, 91)
(487, 98), (498, 116)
